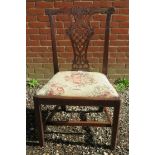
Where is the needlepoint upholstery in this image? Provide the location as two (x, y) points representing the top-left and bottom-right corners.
(37, 71), (119, 99)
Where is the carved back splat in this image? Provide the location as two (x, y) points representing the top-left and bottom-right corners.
(45, 7), (114, 74)
(66, 13), (94, 70)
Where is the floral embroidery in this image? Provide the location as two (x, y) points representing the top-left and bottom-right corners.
(64, 72), (96, 86)
(47, 83), (64, 96)
(36, 71), (119, 99)
(92, 86), (112, 98)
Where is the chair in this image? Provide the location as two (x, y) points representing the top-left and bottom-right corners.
(33, 7), (120, 150)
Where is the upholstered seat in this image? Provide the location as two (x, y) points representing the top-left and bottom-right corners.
(37, 71), (119, 99)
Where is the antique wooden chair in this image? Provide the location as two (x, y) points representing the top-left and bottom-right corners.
(34, 7), (120, 150)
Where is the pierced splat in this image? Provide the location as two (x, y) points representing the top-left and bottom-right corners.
(66, 14), (94, 71)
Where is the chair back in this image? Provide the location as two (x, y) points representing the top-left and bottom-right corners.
(45, 7), (114, 75)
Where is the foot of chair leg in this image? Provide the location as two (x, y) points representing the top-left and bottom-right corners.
(111, 101), (120, 149)
(34, 102), (45, 147)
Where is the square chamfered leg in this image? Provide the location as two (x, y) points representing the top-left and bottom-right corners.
(34, 101), (45, 147)
(111, 100), (121, 150)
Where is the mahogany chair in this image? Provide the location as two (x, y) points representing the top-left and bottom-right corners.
(34, 7), (120, 150)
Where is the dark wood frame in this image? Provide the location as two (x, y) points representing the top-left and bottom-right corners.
(33, 7), (121, 150)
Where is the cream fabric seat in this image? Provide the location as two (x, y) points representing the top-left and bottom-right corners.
(37, 71), (119, 99)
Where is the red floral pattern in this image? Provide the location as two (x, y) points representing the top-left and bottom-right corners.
(37, 71), (119, 99)
(48, 84), (64, 96)
(64, 72), (96, 86)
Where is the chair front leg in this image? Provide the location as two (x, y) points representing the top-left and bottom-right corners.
(34, 102), (45, 147)
(111, 101), (120, 150)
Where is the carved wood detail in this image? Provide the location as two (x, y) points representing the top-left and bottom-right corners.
(66, 13), (94, 70)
